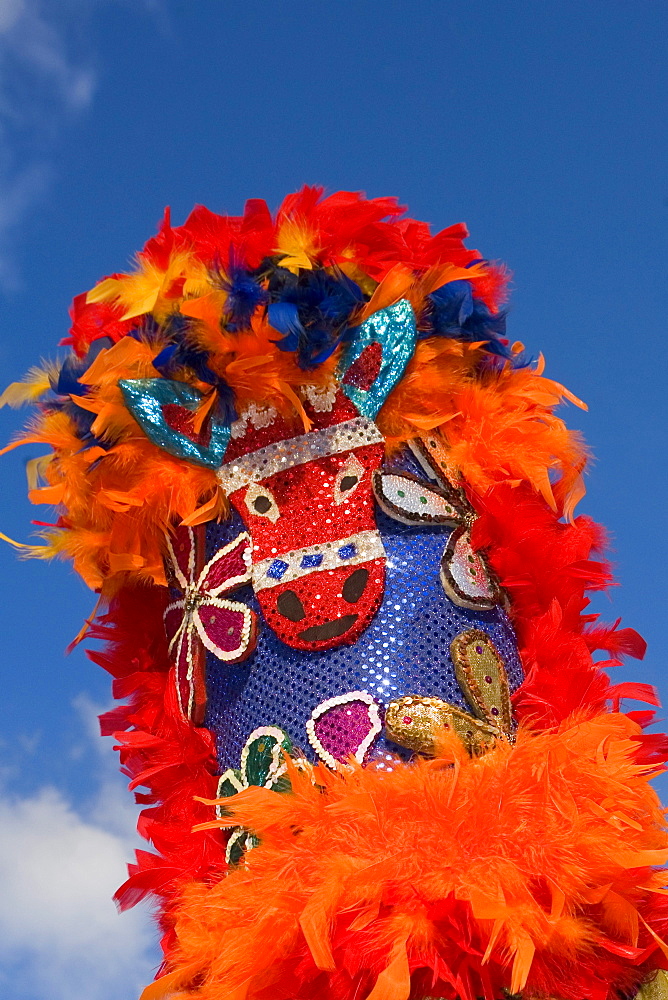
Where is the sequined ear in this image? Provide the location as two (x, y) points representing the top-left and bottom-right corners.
(373, 470), (463, 526)
(440, 525), (502, 610)
(119, 378), (231, 468)
(450, 629), (512, 735)
(306, 691), (383, 768)
(338, 300), (417, 419)
(385, 695), (498, 757)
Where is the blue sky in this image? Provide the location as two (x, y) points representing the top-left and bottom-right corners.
(0, 2), (666, 996)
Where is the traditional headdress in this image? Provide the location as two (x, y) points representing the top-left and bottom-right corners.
(3, 187), (666, 1000)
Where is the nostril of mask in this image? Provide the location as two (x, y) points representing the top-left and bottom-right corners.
(276, 590), (306, 622)
(342, 567), (369, 604)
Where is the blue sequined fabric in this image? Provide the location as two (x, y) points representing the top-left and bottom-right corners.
(204, 448), (523, 771)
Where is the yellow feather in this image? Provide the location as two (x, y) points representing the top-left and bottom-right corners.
(25, 454), (53, 491)
(0, 530), (33, 550)
(85, 276), (122, 305)
(0, 362), (58, 408)
(86, 252), (208, 322)
(275, 219), (318, 273)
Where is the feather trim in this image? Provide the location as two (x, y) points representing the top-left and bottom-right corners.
(147, 715), (668, 1000)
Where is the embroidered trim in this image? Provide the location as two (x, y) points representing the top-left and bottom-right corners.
(215, 725), (294, 865)
(217, 416), (383, 492)
(408, 435), (469, 502)
(301, 382), (337, 413)
(163, 526), (257, 723)
(239, 725), (294, 788)
(230, 402), (278, 439)
(243, 482), (280, 524)
(334, 453), (365, 506)
(252, 529), (385, 592)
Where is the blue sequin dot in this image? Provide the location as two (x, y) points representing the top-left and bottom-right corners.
(266, 558), (289, 580)
(301, 553), (324, 569)
(337, 543), (357, 560)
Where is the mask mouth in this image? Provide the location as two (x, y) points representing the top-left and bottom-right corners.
(297, 614), (358, 643)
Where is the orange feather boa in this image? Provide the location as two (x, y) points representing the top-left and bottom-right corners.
(141, 714), (668, 1000)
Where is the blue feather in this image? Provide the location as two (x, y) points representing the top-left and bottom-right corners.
(146, 315), (237, 423)
(127, 315), (164, 345)
(266, 269), (364, 369)
(217, 261), (267, 332)
(425, 279), (520, 364)
(151, 343), (179, 374)
(53, 355), (90, 397)
(267, 302), (304, 353)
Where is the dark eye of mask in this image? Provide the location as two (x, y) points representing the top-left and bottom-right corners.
(276, 590), (306, 621)
(253, 495), (272, 514)
(339, 475), (359, 492)
(342, 567), (368, 604)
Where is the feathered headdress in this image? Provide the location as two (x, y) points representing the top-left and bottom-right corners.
(2, 188), (665, 1000)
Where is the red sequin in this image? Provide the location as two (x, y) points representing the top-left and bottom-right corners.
(342, 341), (383, 391)
(162, 404), (211, 446)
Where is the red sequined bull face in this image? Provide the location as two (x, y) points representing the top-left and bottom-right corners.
(222, 411), (386, 651)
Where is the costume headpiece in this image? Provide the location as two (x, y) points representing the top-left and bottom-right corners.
(3, 187), (666, 1000)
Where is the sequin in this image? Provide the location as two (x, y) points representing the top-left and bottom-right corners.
(379, 442), (504, 611)
(243, 482), (280, 523)
(230, 402), (278, 439)
(373, 470), (461, 526)
(408, 434), (465, 494)
(301, 382), (337, 413)
(301, 553), (324, 569)
(223, 398), (387, 652)
(342, 341), (383, 391)
(306, 692), (383, 768)
(252, 530), (385, 592)
(385, 694), (498, 757)
(204, 497), (524, 770)
(163, 524), (257, 723)
(450, 629), (512, 735)
(119, 378), (231, 468)
(216, 725), (293, 864)
(266, 559), (289, 580)
(440, 525), (502, 611)
(333, 453), (365, 506)
(339, 300), (418, 419)
(218, 416), (383, 494)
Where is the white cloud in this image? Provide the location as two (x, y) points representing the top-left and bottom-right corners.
(0, 694), (159, 1000)
(0, 0), (96, 289)
(0, 0), (96, 117)
(0, 1), (167, 288)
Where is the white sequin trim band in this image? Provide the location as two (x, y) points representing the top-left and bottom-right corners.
(252, 529), (385, 592)
(217, 416), (383, 492)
